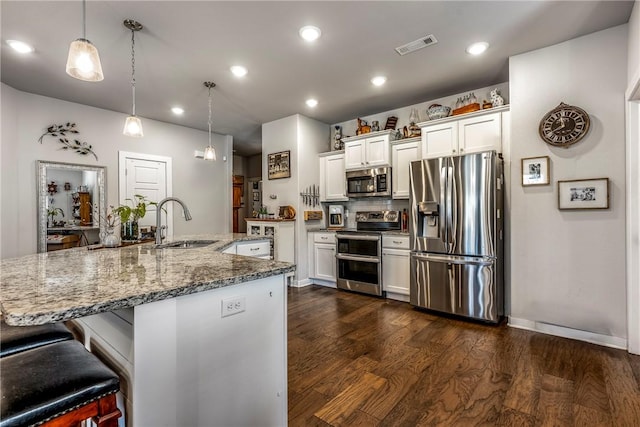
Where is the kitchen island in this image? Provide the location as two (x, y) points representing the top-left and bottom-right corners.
(0, 234), (295, 427)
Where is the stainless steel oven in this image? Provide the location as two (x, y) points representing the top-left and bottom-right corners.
(335, 210), (400, 297)
(336, 232), (382, 296)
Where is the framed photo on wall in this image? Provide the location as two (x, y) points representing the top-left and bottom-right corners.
(558, 178), (609, 210)
(521, 156), (550, 186)
(267, 150), (291, 180)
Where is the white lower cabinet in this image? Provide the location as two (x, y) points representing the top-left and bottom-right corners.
(246, 220), (295, 262)
(236, 240), (271, 259)
(222, 239), (271, 259)
(309, 232), (336, 285)
(382, 235), (410, 301)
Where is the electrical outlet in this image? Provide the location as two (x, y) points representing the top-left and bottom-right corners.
(221, 296), (245, 318)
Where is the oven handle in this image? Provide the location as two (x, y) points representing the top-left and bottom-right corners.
(336, 254), (381, 263)
(336, 235), (380, 241)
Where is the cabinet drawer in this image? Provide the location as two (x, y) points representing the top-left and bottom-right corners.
(236, 240), (270, 257)
(314, 232), (336, 243)
(382, 234), (410, 249)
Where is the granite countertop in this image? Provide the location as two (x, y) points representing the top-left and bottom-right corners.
(0, 234), (295, 326)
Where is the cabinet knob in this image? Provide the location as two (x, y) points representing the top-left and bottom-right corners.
(452, 149), (456, 153)
(460, 148), (464, 152)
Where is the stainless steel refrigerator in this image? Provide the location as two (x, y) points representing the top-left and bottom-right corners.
(409, 151), (504, 322)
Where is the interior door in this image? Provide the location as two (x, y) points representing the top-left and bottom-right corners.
(121, 153), (171, 238)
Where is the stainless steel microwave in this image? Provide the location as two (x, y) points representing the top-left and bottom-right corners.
(346, 167), (391, 198)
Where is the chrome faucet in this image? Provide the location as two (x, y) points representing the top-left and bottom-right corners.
(155, 197), (192, 244)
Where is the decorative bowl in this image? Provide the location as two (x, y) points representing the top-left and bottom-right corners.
(427, 104), (451, 120)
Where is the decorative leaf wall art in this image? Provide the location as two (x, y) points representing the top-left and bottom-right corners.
(37, 122), (98, 161)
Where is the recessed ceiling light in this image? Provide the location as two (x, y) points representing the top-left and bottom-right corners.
(466, 42), (489, 56)
(371, 76), (387, 86)
(171, 107), (184, 115)
(230, 65), (248, 77)
(6, 39), (34, 54)
(299, 26), (321, 42)
(306, 98), (318, 108)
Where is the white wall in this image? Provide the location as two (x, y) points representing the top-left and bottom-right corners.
(626, 0), (640, 354)
(509, 25), (628, 344)
(1, 83), (232, 259)
(629, 1), (640, 87)
(262, 114), (330, 283)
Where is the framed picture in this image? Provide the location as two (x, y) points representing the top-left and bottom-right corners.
(252, 191), (260, 202)
(267, 150), (291, 180)
(521, 156), (550, 186)
(558, 178), (609, 210)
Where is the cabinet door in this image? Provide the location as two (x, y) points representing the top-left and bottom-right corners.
(344, 140), (366, 170)
(382, 248), (410, 295)
(391, 141), (420, 199)
(314, 243), (336, 281)
(247, 223), (261, 236)
(421, 122), (458, 158)
(458, 112), (501, 154)
(321, 154), (348, 201)
(365, 135), (390, 167)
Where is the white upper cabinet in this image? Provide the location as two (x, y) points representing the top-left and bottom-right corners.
(344, 140), (366, 169)
(420, 107), (508, 159)
(319, 152), (348, 202)
(342, 131), (394, 170)
(391, 138), (421, 199)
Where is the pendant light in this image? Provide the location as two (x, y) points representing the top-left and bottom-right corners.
(123, 19), (144, 137)
(203, 82), (217, 161)
(66, 0), (104, 82)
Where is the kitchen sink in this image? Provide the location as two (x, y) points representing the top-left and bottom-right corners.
(155, 240), (218, 249)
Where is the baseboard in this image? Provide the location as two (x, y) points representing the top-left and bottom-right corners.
(309, 279), (337, 289)
(508, 317), (627, 350)
(290, 278), (312, 288)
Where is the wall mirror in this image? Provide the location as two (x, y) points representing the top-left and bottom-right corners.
(37, 161), (106, 253)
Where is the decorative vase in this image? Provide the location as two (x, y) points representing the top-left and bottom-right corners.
(121, 220), (139, 242)
(101, 226), (120, 248)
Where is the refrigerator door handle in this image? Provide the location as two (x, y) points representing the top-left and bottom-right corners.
(446, 163), (455, 252)
(440, 165), (447, 250)
(411, 252), (495, 266)
(450, 161), (457, 251)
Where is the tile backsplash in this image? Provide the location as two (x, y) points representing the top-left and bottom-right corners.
(323, 199), (409, 229)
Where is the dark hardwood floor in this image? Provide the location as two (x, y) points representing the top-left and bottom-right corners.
(287, 285), (640, 426)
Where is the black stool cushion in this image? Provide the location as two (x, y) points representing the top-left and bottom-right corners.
(1, 321), (74, 358)
(0, 340), (120, 427)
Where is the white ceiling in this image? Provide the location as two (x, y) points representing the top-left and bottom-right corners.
(1, 1), (634, 156)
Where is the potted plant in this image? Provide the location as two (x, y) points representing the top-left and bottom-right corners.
(47, 207), (64, 227)
(113, 195), (157, 242)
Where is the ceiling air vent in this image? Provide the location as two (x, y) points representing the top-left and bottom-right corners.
(395, 34), (438, 56)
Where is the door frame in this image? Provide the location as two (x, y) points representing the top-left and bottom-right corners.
(118, 151), (173, 239)
(626, 74), (640, 355)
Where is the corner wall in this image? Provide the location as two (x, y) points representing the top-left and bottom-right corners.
(262, 114), (330, 284)
(509, 25), (628, 345)
(0, 83), (233, 259)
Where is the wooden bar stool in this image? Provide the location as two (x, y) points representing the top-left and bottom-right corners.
(0, 320), (74, 358)
(0, 340), (121, 427)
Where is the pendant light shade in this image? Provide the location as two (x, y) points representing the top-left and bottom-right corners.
(123, 19), (144, 137)
(123, 116), (143, 137)
(203, 82), (217, 161)
(66, 1), (103, 82)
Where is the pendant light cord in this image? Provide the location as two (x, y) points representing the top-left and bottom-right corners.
(82, 0), (86, 39)
(130, 27), (136, 116)
(208, 86), (213, 147)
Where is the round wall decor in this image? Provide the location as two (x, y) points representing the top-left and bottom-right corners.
(538, 102), (590, 148)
